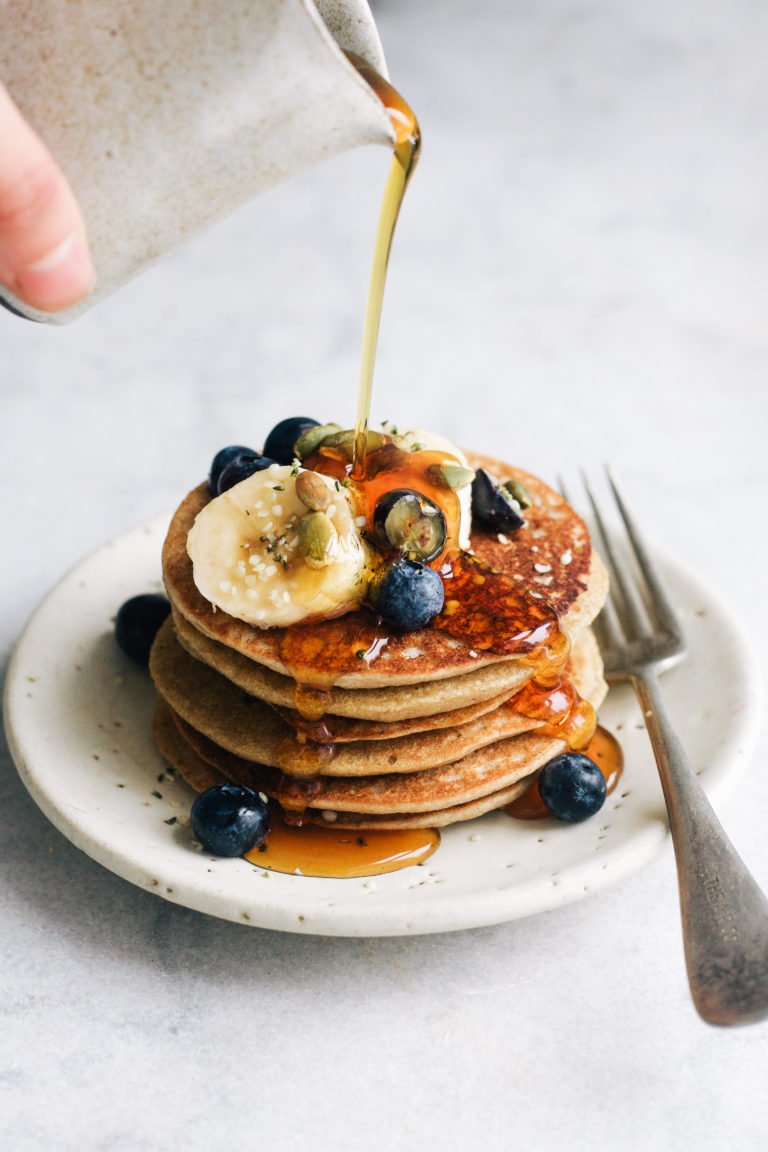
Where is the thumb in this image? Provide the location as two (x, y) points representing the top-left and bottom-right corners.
(0, 84), (94, 312)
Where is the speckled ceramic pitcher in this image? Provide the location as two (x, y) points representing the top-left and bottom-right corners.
(0, 0), (394, 323)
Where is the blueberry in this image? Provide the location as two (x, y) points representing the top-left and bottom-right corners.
(114, 593), (171, 666)
(217, 452), (278, 494)
(373, 489), (447, 561)
(208, 444), (257, 494)
(263, 417), (320, 464)
(471, 468), (526, 533)
(538, 752), (607, 822)
(190, 784), (270, 856)
(372, 558), (445, 631)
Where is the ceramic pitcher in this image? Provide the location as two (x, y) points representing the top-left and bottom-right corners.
(0, 0), (395, 323)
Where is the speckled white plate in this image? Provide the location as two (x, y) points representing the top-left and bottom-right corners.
(3, 516), (762, 936)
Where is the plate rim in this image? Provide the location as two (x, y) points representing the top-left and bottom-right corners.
(3, 516), (763, 936)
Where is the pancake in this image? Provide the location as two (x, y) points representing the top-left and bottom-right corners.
(162, 454), (608, 688)
(165, 685), (605, 814)
(150, 620), (605, 777)
(270, 691), (516, 742)
(153, 701), (530, 830)
(302, 789), (531, 830)
(172, 607), (541, 720)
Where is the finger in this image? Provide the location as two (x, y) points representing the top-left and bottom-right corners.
(0, 84), (94, 311)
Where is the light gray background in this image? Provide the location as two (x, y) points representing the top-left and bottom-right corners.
(2, 1), (767, 1149)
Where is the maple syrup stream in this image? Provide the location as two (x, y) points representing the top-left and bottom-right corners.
(349, 56), (421, 478)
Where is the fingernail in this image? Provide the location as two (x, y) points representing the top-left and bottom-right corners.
(14, 231), (95, 311)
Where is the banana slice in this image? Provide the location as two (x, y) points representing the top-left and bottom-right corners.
(187, 465), (370, 628)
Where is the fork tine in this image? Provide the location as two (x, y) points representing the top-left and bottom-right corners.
(580, 469), (651, 641)
(557, 473), (625, 668)
(591, 602), (623, 668)
(605, 467), (683, 641)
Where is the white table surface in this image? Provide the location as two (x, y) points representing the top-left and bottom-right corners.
(2, 1), (768, 1148)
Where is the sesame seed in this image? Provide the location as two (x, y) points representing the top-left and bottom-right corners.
(561, 550), (573, 565)
(534, 563), (552, 573)
(218, 580), (231, 593)
(272, 505), (283, 516)
(497, 533), (510, 545)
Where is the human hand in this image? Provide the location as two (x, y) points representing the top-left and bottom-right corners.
(0, 83), (94, 312)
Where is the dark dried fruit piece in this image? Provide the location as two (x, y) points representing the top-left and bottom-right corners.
(471, 468), (526, 533)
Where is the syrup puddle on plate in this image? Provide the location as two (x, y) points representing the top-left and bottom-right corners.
(245, 806), (440, 878)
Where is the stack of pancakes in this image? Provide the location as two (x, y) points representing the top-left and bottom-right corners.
(151, 453), (609, 830)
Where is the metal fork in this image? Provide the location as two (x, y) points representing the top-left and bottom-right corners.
(569, 467), (768, 1027)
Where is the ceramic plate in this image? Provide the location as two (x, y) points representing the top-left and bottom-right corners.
(4, 516), (762, 936)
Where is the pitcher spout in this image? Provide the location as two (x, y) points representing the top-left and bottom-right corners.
(0, 0), (395, 323)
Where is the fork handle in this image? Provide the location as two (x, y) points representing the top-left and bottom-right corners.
(633, 670), (768, 1026)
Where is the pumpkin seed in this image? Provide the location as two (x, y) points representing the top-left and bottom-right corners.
(298, 511), (338, 568)
(295, 470), (331, 511)
(428, 463), (475, 491)
(503, 477), (532, 509)
(294, 422), (343, 460)
(319, 428), (388, 457)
